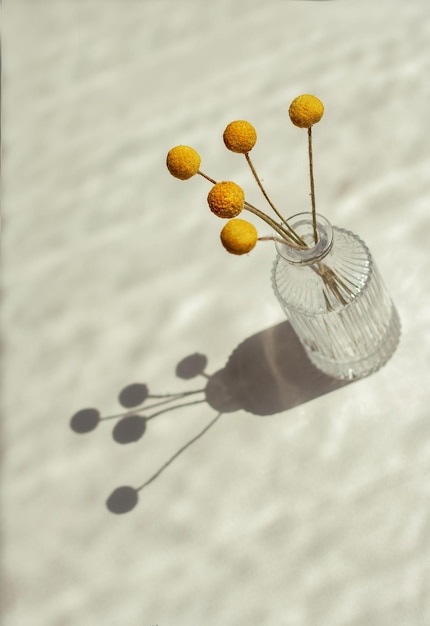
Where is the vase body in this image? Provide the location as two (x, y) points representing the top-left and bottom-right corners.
(272, 213), (400, 380)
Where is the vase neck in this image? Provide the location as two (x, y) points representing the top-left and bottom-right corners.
(275, 213), (333, 265)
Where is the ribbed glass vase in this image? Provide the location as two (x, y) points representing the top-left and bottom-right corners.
(272, 213), (401, 380)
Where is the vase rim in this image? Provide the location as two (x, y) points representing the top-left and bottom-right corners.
(275, 212), (334, 265)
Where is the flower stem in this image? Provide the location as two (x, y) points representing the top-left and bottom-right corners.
(244, 153), (305, 245)
(244, 201), (304, 247)
(198, 168), (307, 248)
(197, 170), (217, 184)
(258, 235), (301, 247)
(307, 127), (318, 244)
(245, 153), (284, 222)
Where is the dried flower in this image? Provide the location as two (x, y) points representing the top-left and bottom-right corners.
(165, 94), (323, 249)
(288, 94), (324, 128)
(207, 181), (245, 218)
(166, 145), (201, 180)
(165, 96), (356, 304)
(223, 120), (257, 154)
(220, 219), (258, 255)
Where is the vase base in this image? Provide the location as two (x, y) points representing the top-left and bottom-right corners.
(304, 305), (401, 381)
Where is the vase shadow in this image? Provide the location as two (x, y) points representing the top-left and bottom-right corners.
(204, 320), (351, 416)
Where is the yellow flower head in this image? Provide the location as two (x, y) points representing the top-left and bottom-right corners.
(166, 145), (201, 180)
(220, 219), (258, 255)
(223, 120), (257, 154)
(207, 181), (245, 218)
(288, 94), (324, 128)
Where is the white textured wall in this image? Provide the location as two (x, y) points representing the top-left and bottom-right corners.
(2, 1), (430, 625)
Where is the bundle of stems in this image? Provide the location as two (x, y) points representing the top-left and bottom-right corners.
(199, 127), (318, 250)
(202, 129), (355, 308)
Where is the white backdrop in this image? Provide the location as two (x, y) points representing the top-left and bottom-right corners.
(2, 1), (430, 625)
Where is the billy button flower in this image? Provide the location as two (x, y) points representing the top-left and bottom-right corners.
(222, 118), (304, 246)
(166, 145), (201, 180)
(220, 219), (258, 255)
(223, 120), (257, 154)
(207, 181), (245, 218)
(289, 94), (324, 244)
(288, 94), (324, 128)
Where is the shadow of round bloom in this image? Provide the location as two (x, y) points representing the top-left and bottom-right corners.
(113, 415), (146, 444)
(205, 370), (242, 413)
(70, 408), (100, 433)
(118, 383), (149, 408)
(176, 353), (208, 379)
(106, 486), (138, 514)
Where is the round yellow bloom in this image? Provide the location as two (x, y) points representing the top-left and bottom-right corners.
(207, 181), (245, 218)
(220, 219), (258, 255)
(223, 120), (257, 153)
(288, 94), (324, 128)
(166, 145), (201, 180)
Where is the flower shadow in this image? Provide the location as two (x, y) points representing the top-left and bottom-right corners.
(70, 321), (352, 513)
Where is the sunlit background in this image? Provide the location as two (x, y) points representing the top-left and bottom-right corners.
(2, 1), (430, 625)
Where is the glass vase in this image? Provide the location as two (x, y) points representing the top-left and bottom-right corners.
(271, 213), (401, 380)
